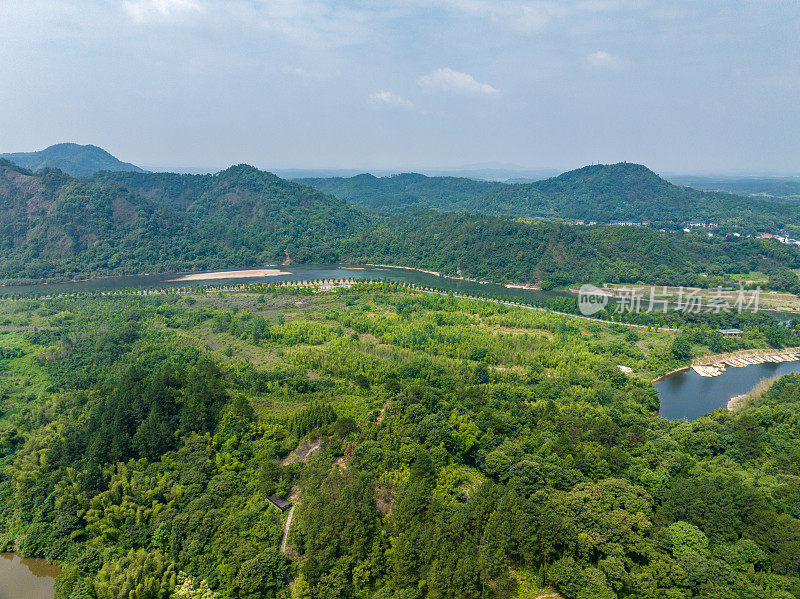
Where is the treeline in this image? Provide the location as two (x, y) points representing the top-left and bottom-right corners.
(669, 175), (800, 204)
(346, 211), (800, 289)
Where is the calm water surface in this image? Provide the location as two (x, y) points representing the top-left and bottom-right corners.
(656, 360), (800, 420)
(0, 264), (571, 305)
(0, 553), (60, 599)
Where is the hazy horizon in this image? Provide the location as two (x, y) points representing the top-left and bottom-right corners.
(2, 2), (799, 175)
(4, 141), (800, 180)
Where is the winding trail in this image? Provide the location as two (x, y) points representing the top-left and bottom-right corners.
(281, 505), (295, 554)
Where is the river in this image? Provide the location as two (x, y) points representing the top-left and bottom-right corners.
(0, 553), (60, 599)
(0, 264), (571, 304)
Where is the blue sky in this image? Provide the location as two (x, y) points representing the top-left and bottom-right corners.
(1, 1), (798, 174)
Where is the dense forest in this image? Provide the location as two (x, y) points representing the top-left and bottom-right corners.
(348, 211), (800, 289)
(1, 285), (800, 598)
(0, 160), (368, 281)
(299, 163), (800, 231)
(294, 173), (502, 214)
(2, 160), (800, 291)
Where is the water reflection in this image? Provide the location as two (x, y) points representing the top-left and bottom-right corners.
(0, 264), (571, 306)
(0, 553), (60, 599)
(656, 360), (800, 420)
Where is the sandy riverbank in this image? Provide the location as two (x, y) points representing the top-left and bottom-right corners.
(505, 283), (542, 290)
(168, 269), (290, 282)
(692, 346), (800, 367)
(365, 263), (542, 288)
(727, 394), (747, 411)
(727, 375), (779, 411)
(365, 264), (442, 277)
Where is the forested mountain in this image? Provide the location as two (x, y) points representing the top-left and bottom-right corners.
(2, 160), (800, 289)
(296, 172), (501, 214)
(0, 160), (368, 281)
(300, 163), (800, 230)
(0, 143), (145, 177)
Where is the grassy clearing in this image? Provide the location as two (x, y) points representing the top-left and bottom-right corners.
(0, 332), (51, 419)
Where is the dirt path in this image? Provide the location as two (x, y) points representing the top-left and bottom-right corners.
(281, 439), (321, 466)
(281, 505), (295, 554)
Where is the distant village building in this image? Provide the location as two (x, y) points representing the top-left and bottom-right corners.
(757, 232), (798, 245)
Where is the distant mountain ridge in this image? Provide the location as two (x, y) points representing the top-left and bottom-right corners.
(299, 162), (800, 230)
(668, 175), (800, 203)
(0, 143), (144, 177)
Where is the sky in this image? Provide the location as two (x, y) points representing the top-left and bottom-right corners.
(1, 1), (798, 174)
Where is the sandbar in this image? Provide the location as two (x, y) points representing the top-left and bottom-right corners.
(168, 269), (290, 282)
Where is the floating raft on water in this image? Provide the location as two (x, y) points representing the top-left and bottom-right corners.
(692, 365), (725, 377)
(693, 352), (800, 375)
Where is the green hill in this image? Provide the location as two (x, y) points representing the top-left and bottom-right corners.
(346, 210), (800, 288)
(0, 142), (145, 177)
(488, 163), (798, 226)
(300, 162), (800, 231)
(297, 172), (500, 213)
(0, 160), (368, 281)
(2, 160), (799, 288)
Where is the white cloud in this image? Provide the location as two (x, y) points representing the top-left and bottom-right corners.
(369, 90), (414, 109)
(252, 0), (379, 50)
(430, 0), (635, 34)
(587, 50), (623, 70)
(432, 1), (548, 32)
(417, 68), (499, 96)
(514, 5), (549, 33)
(283, 66), (340, 81)
(124, 0), (204, 23)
